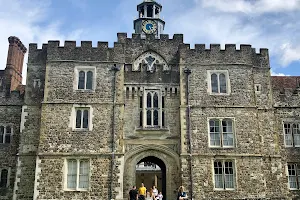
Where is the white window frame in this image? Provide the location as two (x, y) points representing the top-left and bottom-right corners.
(207, 70), (230, 95)
(33, 79), (41, 88)
(212, 159), (236, 191)
(139, 88), (166, 129)
(283, 121), (300, 148)
(0, 125), (13, 144)
(0, 168), (11, 188)
(287, 163), (300, 190)
(207, 118), (235, 148)
(74, 66), (96, 91)
(70, 105), (93, 131)
(64, 158), (90, 191)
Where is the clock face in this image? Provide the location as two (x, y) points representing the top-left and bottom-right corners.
(142, 20), (157, 34)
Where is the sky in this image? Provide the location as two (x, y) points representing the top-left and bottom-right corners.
(0, 0), (300, 84)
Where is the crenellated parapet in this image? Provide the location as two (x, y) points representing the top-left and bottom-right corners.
(28, 43), (48, 64)
(28, 33), (184, 64)
(28, 33), (269, 69)
(179, 43), (269, 68)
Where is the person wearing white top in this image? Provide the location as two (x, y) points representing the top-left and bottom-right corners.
(156, 192), (163, 200)
(152, 185), (158, 197)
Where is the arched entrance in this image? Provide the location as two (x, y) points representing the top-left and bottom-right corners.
(136, 156), (166, 198)
(123, 145), (180, 200)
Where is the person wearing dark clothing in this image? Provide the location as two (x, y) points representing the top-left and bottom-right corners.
(177, 186), (188, 200)
(129, 186), (138, 200)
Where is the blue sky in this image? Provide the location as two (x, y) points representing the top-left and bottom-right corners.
(0, 0), (299, 83)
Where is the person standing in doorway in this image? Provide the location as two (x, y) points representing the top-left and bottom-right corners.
(129, 186), (138, 200)
(157, 191), (163, 200)
(152, 186), (158, 198)
(138, 183), (147, 200)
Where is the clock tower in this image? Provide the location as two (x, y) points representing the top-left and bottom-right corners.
(134, 0), (165, 38)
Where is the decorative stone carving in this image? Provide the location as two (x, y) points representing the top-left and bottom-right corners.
(133, 51), (169, 72)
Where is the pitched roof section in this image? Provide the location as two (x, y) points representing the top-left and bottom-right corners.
(272, 76), (300, 90)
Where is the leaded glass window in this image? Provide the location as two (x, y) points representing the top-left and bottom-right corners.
(77, 69), (94, 90)
(288, 163), (300, 189)
(75, 108), (89, 129)
(284, 122), (300, 147)
(0, 126), (12, 144)
(67, 159), (89, 190)
(0, 169), (8, 188)
(139, 89), (166, 128)
(209, 119), (234, 147)
(209, 71), (229, 94)
(214, 160), (235, 189)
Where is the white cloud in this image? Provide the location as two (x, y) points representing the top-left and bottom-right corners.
(280, 43), (300, 66)
(0, 0), (84, 84)
(165, 0), (300, 68)
(271, 70), (289, 76)
(200, 0), (300, 14)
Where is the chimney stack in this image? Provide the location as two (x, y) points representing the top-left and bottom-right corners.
(5, 36), (27, 92)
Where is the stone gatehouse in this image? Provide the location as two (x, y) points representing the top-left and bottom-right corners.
(0, 0), (300, 199)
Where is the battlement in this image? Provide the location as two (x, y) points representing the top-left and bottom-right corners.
(28, 33), (185, 63)
(29, 33), (184, 51)
(179, 43), (268, 56)
(178, 43), (269, 67)
(28, 33), (269, 67)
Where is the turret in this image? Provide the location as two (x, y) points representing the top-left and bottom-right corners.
(134, 0), (165, 38)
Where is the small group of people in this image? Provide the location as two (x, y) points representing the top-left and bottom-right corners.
(129, 183), (163, 200)
(129, 183), (188, 200)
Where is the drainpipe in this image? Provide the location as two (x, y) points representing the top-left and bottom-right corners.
(110, 64), (120, 200)
(184, 67), (193, 200)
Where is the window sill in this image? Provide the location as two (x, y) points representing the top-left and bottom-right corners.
(135, 127), (169, 135)
(214, 188), (235, 191)
(0, 143), (11, 146)
(209, 92), (230, 96)
(209, 146), (235, 149)
(74, 89), (95, 93)
(136, 127), (169, 131)
(284, 146), (300, 148)
(64, 189), (89, 192)
(289, 188), (299, 191)
(73, 128), (91, 132)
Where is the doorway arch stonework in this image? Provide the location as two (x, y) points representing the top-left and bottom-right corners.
(123, 145), (180, 200)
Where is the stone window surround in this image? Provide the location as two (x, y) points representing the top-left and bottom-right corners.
(63, 158), (90, 192)
(0, 167), (11, 188)
(139, 87), (166, 129)
(207, 70), (231, 95)
(133, 51), (169, 72)
(254, 84), (262, 94)
(207, 117), (236, 148)
(0, 125), (13, 144)
(33, 79), (41, 88)
(283, 120), (300, 148)
(70, 105), (93, 131)
(212, 159), (236, 191)
(73, 66), (96, 91)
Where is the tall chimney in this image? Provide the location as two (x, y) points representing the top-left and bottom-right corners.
(4, 36), (27, 92)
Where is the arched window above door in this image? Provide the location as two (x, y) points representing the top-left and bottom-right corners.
(133, 51), (169, 72)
